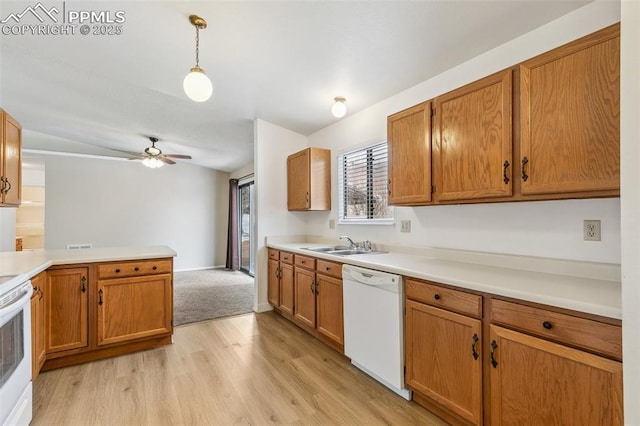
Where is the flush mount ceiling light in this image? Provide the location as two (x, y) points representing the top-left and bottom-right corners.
(183, 15), (213, 102)
(331, 96), (347, 118)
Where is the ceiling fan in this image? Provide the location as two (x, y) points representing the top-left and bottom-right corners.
(126, 137), (192, 168)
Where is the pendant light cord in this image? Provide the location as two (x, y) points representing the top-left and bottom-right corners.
(195, 25), (200, 68)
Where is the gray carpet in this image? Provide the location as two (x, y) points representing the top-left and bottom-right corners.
(173, 268), (255, 326)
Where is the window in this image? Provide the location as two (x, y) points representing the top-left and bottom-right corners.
(338, 142), (393, 224)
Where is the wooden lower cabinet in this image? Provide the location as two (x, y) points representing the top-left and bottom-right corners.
(268, 251), (294, 316)
(267, 258), (280, 306)
(293, 267), (316, 328)
(489, 325), (623, 426)
(316, 273), (344, 346)
(39, 258), (174, 371)
(96, 274), (172, 347)
(30, 272), (46, 379)
(45, 267), (89, 354)
(405, 299), (482, 425)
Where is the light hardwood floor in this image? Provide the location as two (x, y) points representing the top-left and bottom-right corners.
(32, 312), (446, 425)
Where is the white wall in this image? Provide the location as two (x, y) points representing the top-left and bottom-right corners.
(230, 163), (254, 180)
(620, 0), (640, 423)
(43, 154), (229, 270)
(254, 119), (308, 311)
(305, 1), (621, 264)
(0, 208), (16, 251)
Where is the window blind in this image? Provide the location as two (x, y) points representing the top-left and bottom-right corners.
(338, 142), (393, 222)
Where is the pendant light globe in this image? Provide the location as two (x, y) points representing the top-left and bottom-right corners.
(183, 66), (213, 102)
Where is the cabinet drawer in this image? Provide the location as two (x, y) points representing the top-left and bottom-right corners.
(268, 249), (280, 260)
(294, 254), (316, 270)
(405, 279), (482, 318)
(491, 299), (622, 360)
(280, 252), (294, 264)
(98, 259), (172, 279)
(316, 259), (342, 279)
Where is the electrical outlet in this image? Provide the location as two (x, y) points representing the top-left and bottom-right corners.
(400, 220), (411, 233)
(583, 220), (601, 241)
(329, 219), (335, 229)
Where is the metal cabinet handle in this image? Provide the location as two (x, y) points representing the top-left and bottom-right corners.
(310, 281), (315, 293)
(325, 267), (330, 271)
(503, 160), (510, 184)
(542, 321), (553, 330)
(521, 157), (529, 182)
(115, 268), (121, 273)
(134, 266), (140, 272)
(472, 333), (479, 360)
(387, 179), (391, 196)
(315, 281), (319, 295)
(305, 192), (309, 206)
(4, 178), (10, 194)
(490, 340), (498, 368)
(0, 177), (5, 194)
(434, 294), (441, 300)
(152, 266), (157, 270)
(98, 289), (104, 305)
(81, 276), (87, 293)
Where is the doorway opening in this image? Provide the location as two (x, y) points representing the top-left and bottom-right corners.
(239, 180), (255, 276)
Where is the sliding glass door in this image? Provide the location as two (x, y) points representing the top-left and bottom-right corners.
(239, 181), (255, 276)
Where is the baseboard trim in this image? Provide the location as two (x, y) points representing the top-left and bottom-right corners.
(256, 303), (274, 313)
(174, 266), (218, 273)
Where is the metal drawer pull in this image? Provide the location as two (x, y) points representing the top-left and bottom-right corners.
(115, 269), (120, 273)
(490, 340), (498, 368)
(98, 289), (104, 305)
(434, 294), (441, 300)
(310, 281), (315, 293)
(542, 321), (553, 330)
(152, 266), (157, 270)
(81, 276), (87, 293)
(471, 333), (479, 360)
(134, 267), (140, 271)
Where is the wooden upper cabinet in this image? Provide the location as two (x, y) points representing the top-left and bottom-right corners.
(287, 147), (331, 211)
(434, 70), (512, 201)
(520, 24), (620, 196)
(387, 101), (432, 205)
(1, 109), (22, 206)
(45, 267), (89, 354)
(489, 325), (623, 426)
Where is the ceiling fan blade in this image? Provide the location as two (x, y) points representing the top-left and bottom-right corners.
(159, 157), (176, 165)
(163, 154), (192, 159)
(127, 157), (143, 161)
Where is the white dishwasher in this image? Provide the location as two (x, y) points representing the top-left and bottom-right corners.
(342, 264), (411, 400)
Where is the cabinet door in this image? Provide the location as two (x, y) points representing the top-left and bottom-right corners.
(287, 148), (310, 210)
(405, 300), (482, 425)
(1, 110), (22, 206)
(46, 268), (89, 354)
(268, 258), (280, 307)
(520, 25), (620, 195)
(31, 273), (46, 379)
(387, 101), (432, 205)
(279, 263), (294, 315)
(293, 267), (316, 328)
(434, 70), (512, 201)
(316, 273), (343, 346)
(489, 325), (623, 426)
(96, 274), (173, 347)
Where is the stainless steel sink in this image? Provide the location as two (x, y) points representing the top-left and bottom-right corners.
(302, 247), (386, 256)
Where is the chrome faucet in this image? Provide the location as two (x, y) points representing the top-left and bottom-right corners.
(339, 235), (359, 249)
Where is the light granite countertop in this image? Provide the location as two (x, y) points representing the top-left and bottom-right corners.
(0, 246), (176, 294)
(267, 238), (621, 320)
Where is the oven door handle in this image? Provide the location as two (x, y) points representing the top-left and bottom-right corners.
(0, 284), (33, 325)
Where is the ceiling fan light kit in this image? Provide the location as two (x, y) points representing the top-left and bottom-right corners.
(142, 157), (165, 168)
(332, 96), (347, 118)
(184, 15), (213, 103)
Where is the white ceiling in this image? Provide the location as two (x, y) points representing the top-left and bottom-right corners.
(0, 1), (589, 172)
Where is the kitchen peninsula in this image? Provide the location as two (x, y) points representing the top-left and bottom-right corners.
(1, 246), (176, 374)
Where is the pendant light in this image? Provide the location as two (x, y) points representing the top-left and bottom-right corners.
(332, 96), (347, 118)
(183, 15), (213, 102)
